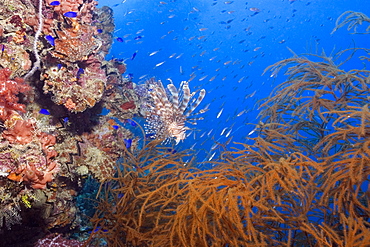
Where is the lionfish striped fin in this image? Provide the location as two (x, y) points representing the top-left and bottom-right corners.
(149, 87), (165, 113)
(185, 89), (206, 117)
(179, 81), (191, 113)
(189, 108), (209, 116)
(167, 83), (179, 110)
(151, 80), (173, 116)
(159, 82), (176, 117)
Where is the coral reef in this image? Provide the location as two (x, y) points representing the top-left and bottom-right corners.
(73, 116), (136, 182)
(0, 114), (61, 233)
(91, 6), (115, 54)
(0, 65), (58, 190)
(100, 58), (139, 121)
(0, 44), (32, 78)
(42, 54), (107, 112)
(50, 25), (101, 63)
(0, 0), (138, 244)
(39, 8), (107, 112)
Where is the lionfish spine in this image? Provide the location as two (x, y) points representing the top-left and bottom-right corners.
(167, 83), (179, 110)
(185, 89), (206, 117)
(179, 81), (191, 113)
(151, 82), (171, 116)
(159, 83), (174, 114)
(150, 91), (165, 115)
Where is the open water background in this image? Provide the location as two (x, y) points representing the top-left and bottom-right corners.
(97, 0), (369, 162)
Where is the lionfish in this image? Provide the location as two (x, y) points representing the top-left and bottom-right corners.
(144, 78), (207, 144)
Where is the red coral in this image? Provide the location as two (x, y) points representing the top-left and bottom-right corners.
(8, 148), (59, 189)
(120, 101), (136, 110)
(4, 116), (60, 189)
(2, 117), (34, 145)
(39, 132), (58, 161)
(9, 15), (24, 29)
(112, 59), (126, 74)
(0, 68), (30, 121)
(19, 161), (58, 189)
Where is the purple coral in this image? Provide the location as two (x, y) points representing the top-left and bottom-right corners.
(34, 234), (85, 247)
(134, 83), (150, 98)
(0, 149), (16, 176)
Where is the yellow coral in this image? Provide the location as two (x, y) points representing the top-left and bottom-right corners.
(21, 195), (31, 208)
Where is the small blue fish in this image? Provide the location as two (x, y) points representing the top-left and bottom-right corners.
(57, 64), (63, 69)
(124, 139), (132, 149)
(134, 36), (142, 40)
(76, 68), (84, 79)
(97, 29), (103, 33)
(63, 11), (77, 18)
(100, 108), (110, 116)
(39, 109), (50, 115)
(49, 1), (60, 6)
(126, 119), (137, 127)
(1, 44), (4, 57)
(125, 73), (134, 80)
(88, 226), (108, 234)
(112, 125), (119, 130)
(116, 37), (124, 42)
(131, 51), (137, 60)
(45, 35), (55, 46)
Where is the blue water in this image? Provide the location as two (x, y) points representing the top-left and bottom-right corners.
(97, 0), (369, 161)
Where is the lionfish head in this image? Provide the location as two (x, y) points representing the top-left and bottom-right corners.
(168, 121), (188, 144)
